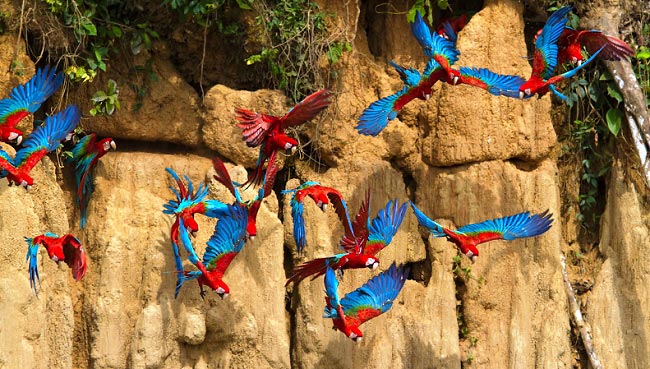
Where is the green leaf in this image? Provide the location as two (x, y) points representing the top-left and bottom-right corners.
(607, 85), (623, 103)
(83, 22), (97, 36)
(89, 107), (98, 116)
(637, 46), (650, 60)
(92, 90), (108, 102)
(437, 0), (448, 10)
(606, 108), (623, 136)
(112, 25), (123, 38)
(235, 0), (252, 10)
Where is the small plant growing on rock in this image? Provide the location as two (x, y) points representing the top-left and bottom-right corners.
(90, 79), (120, 116)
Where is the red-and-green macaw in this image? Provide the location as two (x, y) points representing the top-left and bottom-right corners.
(67, 133), (116, 228)
(410, 202), (553, 262)
(548, 27), (634, 66)
(25, 233), (86, 295)
(323, 262), (409, 342)
(175, 203), (248, 299)
(235, 89), (332, 186)
(282, 181), (355, 253)
(435, 14), (471, 41)
(0, 66), (63, 145)
(451, 67), (529, 99)
(286, 194), (407, 286)
(211, 156), (278, 241)
(0, 105), (81, 189)
(163, 168), (230, 296)
(356, 11), (459, 136)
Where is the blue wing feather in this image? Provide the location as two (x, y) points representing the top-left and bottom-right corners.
(291, 198), (307, 253)
(323, 265), (342, 318)
(536, 6), (572, 79)
(456, 210), (554, 240)
(203, 203), (248, 269)
(340, 263), (409, 318)
(14, 105), (80, 169)
(356, 88), (406, 136)
(0, 66), (64, 123)
(67, 134), (98, 228)
(388, 61), (422, 87)
(458, 67), (527, 97)
(178, 218), (202, 266)
(25, 237), (41, 294)
(366, 200), (408, 250)
(410, 201), (447, 237)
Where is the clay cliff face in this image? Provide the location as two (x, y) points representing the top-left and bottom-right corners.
(0, 0), (648, 368)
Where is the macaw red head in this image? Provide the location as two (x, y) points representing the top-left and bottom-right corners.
(98, 138), (117, 154)
(518, 77), (544, 99)
(202, 272), (230, 299)
(565, 42), (584, 65)
(246, 218), (257, 241)
(180, 213), (199, 237)
(345, 325), (364, 342)
(360, 254), (379, 270)
(33, 235), (65, 263)
(277, 134), (299, 153)
(308, 192), (330, 212)
(460, 244), (479, 263)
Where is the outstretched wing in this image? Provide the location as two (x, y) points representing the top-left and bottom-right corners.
(532, 6), (572, 79)
(14, 105), (81, 172)
(0, 66), (64, 127)
(0, 148), (19, 179)
(203, 203), (249, 275)
(163, 167), (228, 218)
(235, 108), (277, 147)
(212, 157), (242, 201)
(457, 67), (527, 98)
(341, 189), (370, 254)
(288, 190), (308, 253)
(410, 12), (460, 68)
(577, 30), (634, 61)
(280, 89), (332, 129)
(410, 201), (447, 237)
(61, 234), (87, 281)
(340, 263), (409, 325)
(389, 61), (422, 87)
(326, 190), (356, 249)
(455, 210), (554, 244)
(544, 46), (605, 100)
(356, 87), (409, 137)
(363, 200), (408, 256)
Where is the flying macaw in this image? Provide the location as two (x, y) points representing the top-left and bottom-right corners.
(323, 262), (409, 342)
(25, 233), (86, 294)
(67, 133), (116, 228)
(286, 195), (407, 286)
(175, 203), (248, 299)
(211, 156), (278, 241)
(356, 12), (460, 136)
(410, 202), (553, 263)
(281, 181), (356, 253)
(451, 67), (529, 99)
(0, 66), (64, 145)
(550, 28), (634, 66)
(0, 105), (81, 189)
(163, 168), (230, 294)
(235, 89), (332, 186)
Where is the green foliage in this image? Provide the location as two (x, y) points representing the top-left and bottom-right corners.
(246, 0), (349, 102)
(452, 254), (472, 279)
(0, 11), (9, 35)
(163, 0), (252, 29)
(407, 0), (449, 23)
(633, 45), (650, 108)
(90, 79), (120, 116)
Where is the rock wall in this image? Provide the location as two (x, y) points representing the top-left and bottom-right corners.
(0, 0), (649, 368)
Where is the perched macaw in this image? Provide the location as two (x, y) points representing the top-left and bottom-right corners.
(323, 262), (409, 342)
(175, 203), (248, 299)
(282, 181), (356, 253)
(551, 28), (634, 65)
(286, 194), (407, 286)
(67, 133), (116, 228)
(163, 168), (230, 294)
(25, 233), (86, 294)
(0, 105), (81, 189)
(357, 12), (460, 136)
(235, 89), (332, 186)
(0, 66), (63, 145)
(211, 156), (278, 240)
(410, 202), (553, 263)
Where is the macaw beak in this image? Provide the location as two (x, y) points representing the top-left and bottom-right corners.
(372, 262), (379, 270)
(577, 60), (582, 66)
(452, 75), (459, 85)
(471, 255), (478, 263)
(190, 230), (197, 238)
(424, 94), (431, 100)
(110, 140), (117, 150)
(291, 146), (297, 155)
(519, 91), (525, 99)
(249, 235), (256, 242)
(321, 203), (328, 212)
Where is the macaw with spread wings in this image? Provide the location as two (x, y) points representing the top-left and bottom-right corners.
(175, 203), (248, 299)
(411, 202), (553, 262)
(0, 66), (64, 145)
(286, 193), (407, 286)
(235, 89), (332, 186)
(0, 105), (80, 189)
(26, 233), (86, 294)
(323, 262), (409, 342)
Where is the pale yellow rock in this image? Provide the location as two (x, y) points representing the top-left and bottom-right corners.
(178, 307), (206, 345)
(587, 162), (650, 369)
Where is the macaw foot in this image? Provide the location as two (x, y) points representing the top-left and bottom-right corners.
(336, 269), (344, 278)
(199, 287), (207, 300)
